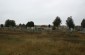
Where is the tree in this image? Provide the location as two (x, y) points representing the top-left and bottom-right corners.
(81, 19), (85, 28)
(26, 21), (34, 28)
(5, 19), (16, 27)
(19, 23), (22, 27)
(66, 16), (75, 30)
(22, 24), (26, 27)
(48, 24), (51, 28)
(0, 24), (4, 28)
(53, 16), (61, 27)
(19, 23), (26, 27)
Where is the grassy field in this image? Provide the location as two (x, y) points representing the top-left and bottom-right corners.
(0, 30), (85, 55)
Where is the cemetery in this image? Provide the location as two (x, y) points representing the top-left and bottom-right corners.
(0, 16), (85, 55)
(0, 0), (85, 54)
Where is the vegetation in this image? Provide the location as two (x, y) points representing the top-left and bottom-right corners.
(19, 23), (26, 27)
(53, 16), (61, 28)
(1, 17), (85, 30)
(81, 19), (85, 28)
(48, 24), (51, 28)
(0, 17), (85, 55)
(0, 24), (4, 28)
(0, 30), (85, 55)
(26, 21), (34, 28)
(66, 16), (75, 30)
(5, 19), (16, 27)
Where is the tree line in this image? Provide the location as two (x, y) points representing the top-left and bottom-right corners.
(0, 19), (34, 28)
(53, 16), (85, 30)
(0, 16), (85, 30)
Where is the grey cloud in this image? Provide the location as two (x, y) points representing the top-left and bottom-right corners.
(0, 0), (85, 25)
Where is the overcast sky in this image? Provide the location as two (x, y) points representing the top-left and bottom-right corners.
(0, 0), (85, 25)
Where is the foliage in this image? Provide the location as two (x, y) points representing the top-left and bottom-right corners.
(66, 16), (75, 29)
(19, 23), (26, 27)
(48, 24), (51, 28)
(81, 19), (85, 28)
(53, 16), (61, 27)
(26, 21), (34, 27)
(0, 24), (4, 28)
(5, 19), (16, 27)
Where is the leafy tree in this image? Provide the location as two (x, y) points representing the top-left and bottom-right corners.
(22, 24), (26, 27)
(1, 24), (4, 28)
(81, 19), (85, 28)
(66, 16), (75, 30)
(53, 16), (61, 27)
(11, 20), (16, 27)
(19, 23), (26, 27)
(5, 19), (16, 27)
(19, 23), (22, 27)
(26, 21), (34, 28)
(48, 24), (51, 28)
